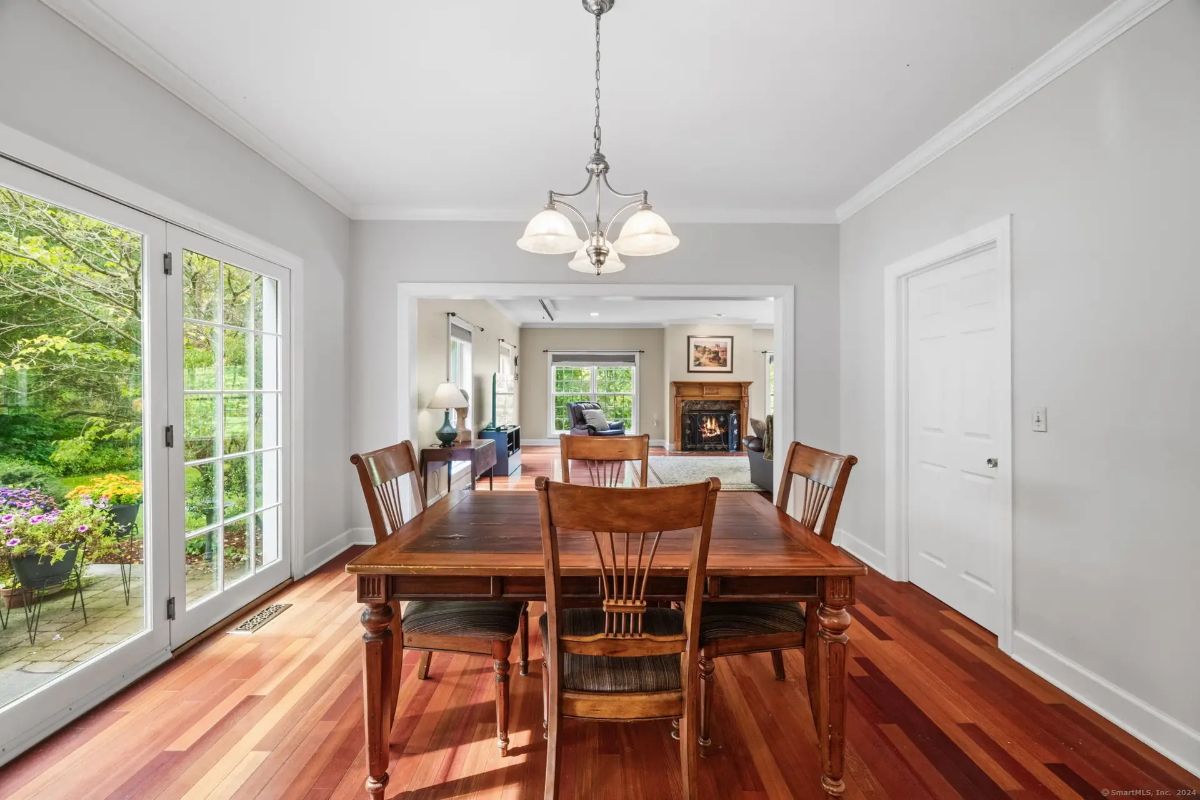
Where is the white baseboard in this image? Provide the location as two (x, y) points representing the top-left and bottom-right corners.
(834, 527), (890, 576)
(1011, 631), (1200, 779)
(303, 528), (374, 575)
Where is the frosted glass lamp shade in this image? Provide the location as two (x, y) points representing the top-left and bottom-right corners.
(613, 208), (680, 256)
(517, 207), (583, 254)
(568, 241), (625, 274)
(428, 381), (468, 410)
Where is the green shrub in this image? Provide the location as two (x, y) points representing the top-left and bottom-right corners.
(0, 457), (56, 492)
(49, 437), (137, 476)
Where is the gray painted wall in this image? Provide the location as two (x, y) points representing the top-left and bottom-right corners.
(0, 0), (352, 559)
(349, 220), (840, 526)
(839, 0), (1199, 741)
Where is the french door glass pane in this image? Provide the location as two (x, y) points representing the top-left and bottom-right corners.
(0, 184), (148, 708)
(180, 248), (282, 609)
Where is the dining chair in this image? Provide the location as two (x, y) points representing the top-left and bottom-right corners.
(350, 440), (529, 755)
(536, 476), (721, 800)
(694, 441), (857, 752)
(559, 431), (649, 487)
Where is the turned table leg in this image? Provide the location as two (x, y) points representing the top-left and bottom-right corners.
(361, 601), (395, 800)
(817, 577), (854, 799)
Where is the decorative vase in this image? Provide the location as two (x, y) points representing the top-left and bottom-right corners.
(435, 410), (458, 447)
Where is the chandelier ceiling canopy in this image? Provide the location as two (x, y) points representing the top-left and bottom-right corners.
(516, 0), (679, 276)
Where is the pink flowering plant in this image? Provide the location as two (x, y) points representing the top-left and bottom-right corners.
(1, 488), (116, 569)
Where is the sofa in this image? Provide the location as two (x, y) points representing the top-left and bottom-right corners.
(744, 415), (773, 492)
(567, 402), (627, 436)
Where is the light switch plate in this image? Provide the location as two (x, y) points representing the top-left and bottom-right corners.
(1032, 406), (1048, 433)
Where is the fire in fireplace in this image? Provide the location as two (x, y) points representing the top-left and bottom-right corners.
(683, 410), (739, 452)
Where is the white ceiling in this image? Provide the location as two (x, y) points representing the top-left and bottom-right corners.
(492, 296), (774, 327)
(59, 0), (1108, 220)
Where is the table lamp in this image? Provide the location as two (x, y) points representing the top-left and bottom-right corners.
(429, 382), (468, 447)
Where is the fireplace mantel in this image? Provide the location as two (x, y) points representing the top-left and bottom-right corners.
(670, 381), (751, 452)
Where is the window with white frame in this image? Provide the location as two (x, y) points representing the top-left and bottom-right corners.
(765, 351), (776, 416)
(448, 319), (473, 425)
(549, 352), (637, 433)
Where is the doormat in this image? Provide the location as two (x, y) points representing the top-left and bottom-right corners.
(229, 603), (292, 634)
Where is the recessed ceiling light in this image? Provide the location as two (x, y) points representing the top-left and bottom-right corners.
(590, 312), (600, 317)
(712, 313), (725, 318)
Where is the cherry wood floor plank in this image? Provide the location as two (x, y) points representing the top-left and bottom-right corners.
(0, 447), (1195, 799)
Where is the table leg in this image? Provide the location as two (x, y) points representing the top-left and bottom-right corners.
(469, 457), (477, 490)
(361, 602), (395, 800)
(422, 463), (430, 505)
(488, 467), (494, 490)
(816, 578), (853, 798)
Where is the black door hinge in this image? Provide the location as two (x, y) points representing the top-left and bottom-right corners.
(165, 425), (174, 448)
(166, 597), (176, 621)
(163, 252), (173, 275)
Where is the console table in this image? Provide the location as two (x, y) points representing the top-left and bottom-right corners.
(418, 440), (495, 504)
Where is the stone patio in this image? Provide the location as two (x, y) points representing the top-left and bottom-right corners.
(0, 564), (145, 705)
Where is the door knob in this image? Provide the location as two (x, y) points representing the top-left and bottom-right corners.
(986, 458), (999, 468)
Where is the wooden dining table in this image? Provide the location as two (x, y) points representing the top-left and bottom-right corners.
(345, 488), (868, 799)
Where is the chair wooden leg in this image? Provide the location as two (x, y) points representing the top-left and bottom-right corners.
(544, 675), (562, 800)
(771, 649), (787, 681)
(388, 601), (404, 724)
(541, 660), (549, 739)
(698, 655), (714, 753)
(679, 684), (701, 800)
(417, 650), (433, 680)
(519, 605), (530, 676)
(494, 654), (511, 756)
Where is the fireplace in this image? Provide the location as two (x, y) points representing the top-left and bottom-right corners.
(670, 381), (751, 452)
(682, 409), (739, 452)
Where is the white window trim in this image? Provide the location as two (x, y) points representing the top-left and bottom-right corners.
(546, 350), (640, 436)
(764, 350), (776, 417)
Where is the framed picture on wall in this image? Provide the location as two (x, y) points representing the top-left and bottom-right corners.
(687, 335), (734, 373)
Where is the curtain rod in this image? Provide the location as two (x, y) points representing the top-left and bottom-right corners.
(543, 349), (644, 354)
(447, 311), (484, 333)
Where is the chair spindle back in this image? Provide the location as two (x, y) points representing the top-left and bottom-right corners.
(536, 477), (720, 659)
(559, 433), (650, 487)
(350, 440), (426, 544)
(775, 441), (858, 542)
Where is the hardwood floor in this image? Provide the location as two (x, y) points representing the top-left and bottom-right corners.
(0, 447), (1194, 798)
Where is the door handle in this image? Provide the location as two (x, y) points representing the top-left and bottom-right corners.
(986, 458), (999, 468)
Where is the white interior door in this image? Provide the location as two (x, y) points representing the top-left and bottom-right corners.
(905, 247), (1008, 632)
(166, 227), (291, 646)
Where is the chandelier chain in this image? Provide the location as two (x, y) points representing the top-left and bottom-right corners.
(593, 12), (602, 155)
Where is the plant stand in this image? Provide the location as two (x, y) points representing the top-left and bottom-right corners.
(109, 503), (141, 606)
(12, 547), (88, 645)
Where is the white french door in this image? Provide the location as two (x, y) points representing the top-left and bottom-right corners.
(0, 158), (170, 760)
(905, 245), (1008, 633)
(165, 228), (291, 646)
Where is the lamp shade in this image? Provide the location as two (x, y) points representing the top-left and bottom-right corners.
(428, 381), (468, 410)
(612, 207), (680, 256)
(517, 207), (583, 255)
(568, 241), (626, 275)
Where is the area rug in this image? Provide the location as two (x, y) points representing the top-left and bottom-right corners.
(646, 456), (760, 492)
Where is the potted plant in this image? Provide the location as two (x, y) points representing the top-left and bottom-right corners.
(67, 474), (143, 532)
(0, 487), (59, 608)
(1, 493), (115, 599)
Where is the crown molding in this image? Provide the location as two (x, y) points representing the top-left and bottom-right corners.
(835, 0), (1174, 223)
(352, 204), (838, 225)
(39, 0), (354, 217)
